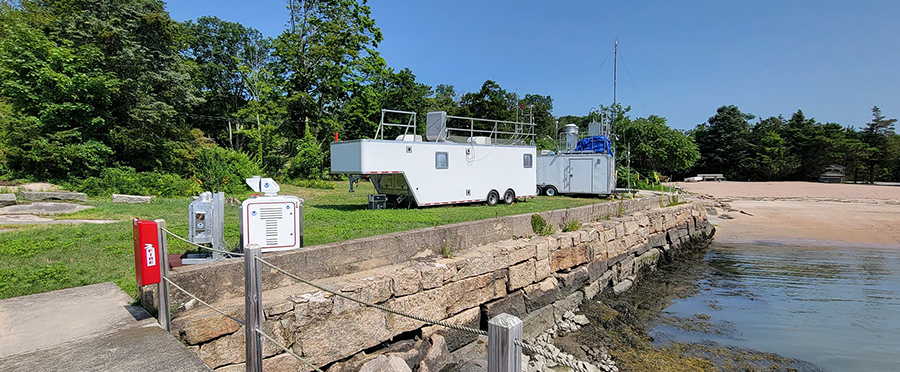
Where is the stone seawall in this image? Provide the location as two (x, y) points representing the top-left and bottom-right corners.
(167, 201), (713, 371)
(146, 196), (666, 309)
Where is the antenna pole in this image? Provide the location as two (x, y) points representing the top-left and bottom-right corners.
(613, 38), (618, 108)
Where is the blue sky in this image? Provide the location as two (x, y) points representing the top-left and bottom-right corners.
(166, 1), (900, 130)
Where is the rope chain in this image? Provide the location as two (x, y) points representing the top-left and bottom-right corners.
(255, 328), (325, 372)
(256, 257), (487, 336)
(516, 339), (592, 372)
(162, 227), (244, 257)
(162, 277), (245, 326)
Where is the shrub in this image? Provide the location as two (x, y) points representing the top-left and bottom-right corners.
(562, 220), (583, 232)
(292, 178), (335, 189)
(76, 167), (201, 197)
(531, 214), (555, 236)
(286, 123), (324, 180)
(193, 146), (262, 194)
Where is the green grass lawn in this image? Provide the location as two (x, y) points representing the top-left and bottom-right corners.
(0, 181), (609, 299)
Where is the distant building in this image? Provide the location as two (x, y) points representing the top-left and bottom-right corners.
(819, 165), (845, 183)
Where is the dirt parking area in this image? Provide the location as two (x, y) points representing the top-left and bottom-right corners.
(677, 181), (900, 247)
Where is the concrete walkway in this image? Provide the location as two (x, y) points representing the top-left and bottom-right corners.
(0, 282), (211, 371)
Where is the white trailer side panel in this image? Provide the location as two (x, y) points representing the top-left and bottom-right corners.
(330, 140), (536, 206)
(536, 153), (615, 195)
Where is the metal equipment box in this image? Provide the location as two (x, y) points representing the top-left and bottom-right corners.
(368, 194), (387, 209)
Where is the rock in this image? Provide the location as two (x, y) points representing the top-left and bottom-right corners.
(719, 214), (734, 220)
(482, 290), (526, 320)
(508, 259), (536, 290)
(360, 355), (412, 372)
(523, 277), (559, 312)
(19, 191), (87, 202)
(418, 334), (455, 372)
(112, 194), (153, 204)
(17, 182), (61, 192)
(172, 309), (243, 345)
(0, 202), (92, 216)
(392, 267), (421, 296)
(0, 194), (15, 207)
(572, 314), (590, 326)
(612, 277), (634, 295)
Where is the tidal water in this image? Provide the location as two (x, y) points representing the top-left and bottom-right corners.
(650, 244), (900, 372)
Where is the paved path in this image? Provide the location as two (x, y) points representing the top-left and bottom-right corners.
(0, 282), (211, 371)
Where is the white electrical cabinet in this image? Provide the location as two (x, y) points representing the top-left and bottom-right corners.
(241, 177), (304, 252)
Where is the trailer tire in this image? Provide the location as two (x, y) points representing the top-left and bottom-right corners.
(536, 185), (543, 196)
(502, 189), (515, 204)
(545, 186), (558, 197)
(486, 190), (500, 206)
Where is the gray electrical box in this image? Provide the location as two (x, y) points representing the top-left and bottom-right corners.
(368, 194), (387, 209)
(188, 192), (225, 259)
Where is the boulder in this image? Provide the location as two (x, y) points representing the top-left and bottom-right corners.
(360, 355), (412, 372)
(19, 191), (87, 202)
(0, 194), (15, 207)
(112, 194), (153, 204)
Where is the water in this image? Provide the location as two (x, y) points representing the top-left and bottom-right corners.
(650, 244), (900, 372)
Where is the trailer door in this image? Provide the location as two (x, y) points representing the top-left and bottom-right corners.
(568, 159), (593, 193)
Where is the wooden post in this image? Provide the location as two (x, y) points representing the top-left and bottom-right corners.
(244, 244), (263, 372)
(488, 313), (523, 372)
(155, 219), (170, 332)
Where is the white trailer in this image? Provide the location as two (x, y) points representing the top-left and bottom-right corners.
(330, 110), (537, 207)
(537, 122), (616, 197)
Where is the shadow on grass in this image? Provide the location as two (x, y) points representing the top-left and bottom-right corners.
(312, 204), (369, 211)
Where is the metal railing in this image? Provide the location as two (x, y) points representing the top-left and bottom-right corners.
(152, 220), (597, 372)
(374, 109), (417, 140)
(444, 114), (536, 146)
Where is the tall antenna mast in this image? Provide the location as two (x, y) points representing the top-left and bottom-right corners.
(613, 38), (617, 108)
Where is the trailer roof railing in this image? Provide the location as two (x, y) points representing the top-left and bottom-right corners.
(444, 114), (535, 146)
(375, 109), (417, 140)
(375, 109), (536, 145)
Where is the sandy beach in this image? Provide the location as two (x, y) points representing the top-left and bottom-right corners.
(677, 181), (900, 247)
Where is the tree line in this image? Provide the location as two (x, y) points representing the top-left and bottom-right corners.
(0, 0), (895, 196)
(692, 105), (898, 183)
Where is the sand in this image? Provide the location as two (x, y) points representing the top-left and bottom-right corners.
(677, 181), (900, 247)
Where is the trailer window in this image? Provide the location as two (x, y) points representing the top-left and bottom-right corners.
(435, 152), (448, 169)
(523, 154), (533, 168)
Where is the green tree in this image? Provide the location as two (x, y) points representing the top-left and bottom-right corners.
(521, 93), (554, 141)
(749, 116), (795, 180)
(179, 16), (272, 152)
(458, 80), (517, 121)
(0, 0), (199, 179)
(274, 0), (383, 144)
(0, 10), (116, 179)
(862, 106), (898, 182)
(692, 105), (755, 180)
(287, 121), (324, 179)
(616, 115), (699, 177)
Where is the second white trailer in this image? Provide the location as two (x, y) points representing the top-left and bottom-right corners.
(536, 152), (615, 196)
(536, 122), (617, 197)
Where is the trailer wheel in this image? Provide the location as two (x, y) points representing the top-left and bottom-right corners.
(536, 185), (543, 196)
(545, 186), (558, 197)
(486, 190), (500, 206)
(502, 189), (515, 204)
